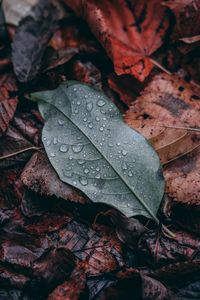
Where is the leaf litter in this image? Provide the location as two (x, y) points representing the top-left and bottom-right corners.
(0, 0), (200, 299)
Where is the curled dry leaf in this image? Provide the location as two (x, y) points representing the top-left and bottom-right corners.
(0, 74), (18, 136)
(21, 152), (87, 203)
(124, 73), (200, 220)
(65, 0), (169, 81)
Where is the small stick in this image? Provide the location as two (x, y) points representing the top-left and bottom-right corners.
(150, 58), (172, 75)
(0, 146), (42, 160)
(162, 224), (176, 238)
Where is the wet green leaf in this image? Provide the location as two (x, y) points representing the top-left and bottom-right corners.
(30, 82), (164, 221)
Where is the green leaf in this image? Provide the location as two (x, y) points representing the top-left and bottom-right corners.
(30, 82), (164, 222)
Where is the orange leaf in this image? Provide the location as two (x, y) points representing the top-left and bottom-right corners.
(65, 0), (169, 81)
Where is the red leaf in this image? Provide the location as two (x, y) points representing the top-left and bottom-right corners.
(65, 0), (169, 81)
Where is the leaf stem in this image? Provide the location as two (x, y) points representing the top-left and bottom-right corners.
(162, 225), (176, 238)
(0, 146), (42, 160)
(157, 125), (200, 132)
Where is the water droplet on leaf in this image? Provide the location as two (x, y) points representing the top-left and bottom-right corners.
(60, 144), (69, 153)
(86, 103), (93, 111)
(97, 100), (105, 107)
(78, 159), (85, 165)
(63, 170), (73, 178)
(58, 119), (64, 125)
(72, 144), (83, 153)
(128, 171), (133, 177)
(53, 137), (58, 145)
(122, 150), (127, 156)
(46, 139), (51, 146)
(122, 162), (128, 170)
(84, 169), (89, 174)
(80, 177), (88, 186)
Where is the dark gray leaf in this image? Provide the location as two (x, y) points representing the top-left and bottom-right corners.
(12, 0), (59, 82)
(30, 82), (164, 221)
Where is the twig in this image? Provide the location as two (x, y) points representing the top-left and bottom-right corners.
(150, 58), (172, 75)
(0, 146), (42, 160)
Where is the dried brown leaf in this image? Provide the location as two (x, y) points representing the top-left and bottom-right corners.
(21, 152), (87, 203)
(124, 73), (200, 214)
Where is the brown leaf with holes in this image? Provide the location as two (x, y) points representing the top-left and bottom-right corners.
(124, 73), (200, 227)
(0, 74), (18, 136)
(65, 0), (169, 81)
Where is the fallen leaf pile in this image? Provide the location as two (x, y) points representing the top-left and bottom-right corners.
(0, 0), (200, 299)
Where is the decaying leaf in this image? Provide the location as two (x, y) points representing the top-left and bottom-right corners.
(138, 229), (200, 267)
(30, 81), (164, 222)
(174, 280), (200, 299)
(32, 248), (76, 288)
(166, 0), (200, 40)
(148, 260), (200, 283)
(12, 0), (59, 82)
(108, 73), (144, 106)
(99, 269), (171, 300)
(68, 60), (102, 90)
(0, 74), (18, 136)
(48, 262), (87, 300)
(65, 0), (169, 81)
(94, 209), (147, 249)
(124, 73), (200, 212)
(21, 152), (87, 203)
(0, 126), (36, 168)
